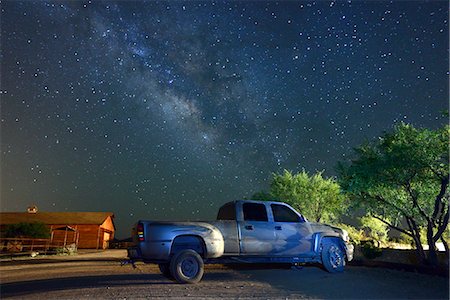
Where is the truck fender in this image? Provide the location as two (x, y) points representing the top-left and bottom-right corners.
(170, 235), (206, 257)
(312, 232), (344, 254)
(169, 233), (225, 259)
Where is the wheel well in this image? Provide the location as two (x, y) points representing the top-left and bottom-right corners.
(321, 236), (340, 243)
(313, 233), (341, 252)
(170, 235), (206, 258)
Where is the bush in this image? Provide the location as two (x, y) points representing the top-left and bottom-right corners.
(360, 215), (389, 247)
(3, 222), (50, 238)
(334, 223), (364, 245)
(55, 243), (77, 256)
(361, 240), (383, 259)
(398, 233), (415, 248)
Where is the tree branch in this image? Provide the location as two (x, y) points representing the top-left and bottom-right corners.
(372, 215), (412, 236)
(432, 176), (449, 221)
(407, 217), (424, 246)
(428, 165), (445, 181)
(404, 182), (430, 223)
(437, 197), (448, 227)
(368, 193), (413, 219)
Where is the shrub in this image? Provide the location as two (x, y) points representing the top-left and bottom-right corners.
(360, 215), (389, 247)
(334, 223), (364, 245)
(399, 232), (415, 247)
(361, 240), (383, 259)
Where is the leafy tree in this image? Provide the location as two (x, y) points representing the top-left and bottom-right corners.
(338, 123), (449, 265)
(258, 170), (345, 223)
(251, 191), (274, 201)
(3, 222), (50, 239)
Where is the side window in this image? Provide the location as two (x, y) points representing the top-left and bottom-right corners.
(243, 203), (268, 222)
(271, 204), (301, 222)
(217, 202), (236, 220)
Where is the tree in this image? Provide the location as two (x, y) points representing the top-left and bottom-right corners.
(251, 191), (274, 201)
(3, 222), (50, 239)
(258, 170), (345, 223)
(338, 123), (449, 265)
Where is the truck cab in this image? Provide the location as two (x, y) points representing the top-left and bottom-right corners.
(216, 200), (314, 257)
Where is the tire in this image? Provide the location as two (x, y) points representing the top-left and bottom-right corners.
(321, 240), (346, 273)
(158, 263), (172, 278)
(169, 249), (204, 284)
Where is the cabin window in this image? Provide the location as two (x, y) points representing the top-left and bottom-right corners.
(271, 204), (301, 223)
(243, 203), (268, 222)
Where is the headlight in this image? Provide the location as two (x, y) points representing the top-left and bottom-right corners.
(341, 229), (350, 243)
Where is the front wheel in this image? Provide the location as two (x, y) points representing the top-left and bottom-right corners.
(169, 249), (204, 284)
(321, 241), (346, 273)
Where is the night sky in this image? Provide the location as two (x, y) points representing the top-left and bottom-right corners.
(1, 1), (448, 237)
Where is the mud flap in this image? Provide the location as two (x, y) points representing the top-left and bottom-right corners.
(120, 259), (137, 268)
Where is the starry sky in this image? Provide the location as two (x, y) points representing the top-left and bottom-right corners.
(1, 1), (448, 237)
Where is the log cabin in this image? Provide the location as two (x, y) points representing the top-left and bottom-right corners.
(0, 209), (115, 249)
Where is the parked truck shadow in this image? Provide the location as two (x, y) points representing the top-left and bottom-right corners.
(0, 273), (179, 298)
(234, 265), (449, 299)
(0, 271), (238, 298)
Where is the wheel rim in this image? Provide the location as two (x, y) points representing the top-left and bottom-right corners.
(328, 245), (343, 269)
(180, 257), (199, 278)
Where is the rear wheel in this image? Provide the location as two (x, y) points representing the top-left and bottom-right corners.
(169, 249), (204, 284)
(321, 240), (346, 273)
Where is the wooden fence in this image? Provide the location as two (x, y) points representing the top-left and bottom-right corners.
(0, 237), (76, 255)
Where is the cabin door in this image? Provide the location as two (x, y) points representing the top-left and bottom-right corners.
(238, 202), (276, 255)
(103, 232), (110, 249)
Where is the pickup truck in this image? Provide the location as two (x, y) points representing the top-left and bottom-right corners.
(127, 200), (354, 283)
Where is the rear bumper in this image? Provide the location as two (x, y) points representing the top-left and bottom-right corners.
(127, 241), (172, 263)
(127, 247), (141, 260)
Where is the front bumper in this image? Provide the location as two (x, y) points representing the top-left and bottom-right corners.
(345, 243), (354, 261)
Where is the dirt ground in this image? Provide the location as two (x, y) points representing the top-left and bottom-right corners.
(0, 250), (448, 299)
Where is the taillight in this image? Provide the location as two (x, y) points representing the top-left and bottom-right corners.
(137, 223), (144, 242)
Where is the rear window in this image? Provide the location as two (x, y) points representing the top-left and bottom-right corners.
(217, 202), (236, 220)
(243, 203), (268, 222)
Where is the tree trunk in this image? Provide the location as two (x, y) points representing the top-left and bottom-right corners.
(426, 222), (438, 265)
(407, 218), (427, 264)
(412, 234), (426, 264)
(440, 236), (449, 258)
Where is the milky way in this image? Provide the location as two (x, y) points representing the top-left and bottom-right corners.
(1, 1), (448, 237)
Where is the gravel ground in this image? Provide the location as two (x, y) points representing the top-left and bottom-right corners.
(0, 250), (448, 299)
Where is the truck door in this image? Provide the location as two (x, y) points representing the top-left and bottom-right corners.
(270, 203), (313, 256)
(238, 202), (276, 255)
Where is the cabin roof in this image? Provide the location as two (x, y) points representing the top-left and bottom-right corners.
(0, 212), (114, 226)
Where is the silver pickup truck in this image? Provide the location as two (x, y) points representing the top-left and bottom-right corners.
(127, 200), (354, 283)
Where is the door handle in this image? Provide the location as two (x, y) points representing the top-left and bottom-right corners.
(275, 226), (282, 230)
(245, 225), (254, 230)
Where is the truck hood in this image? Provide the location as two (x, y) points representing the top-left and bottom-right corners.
(309, 222), (349, 242)
(309, 222), (344, 235)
